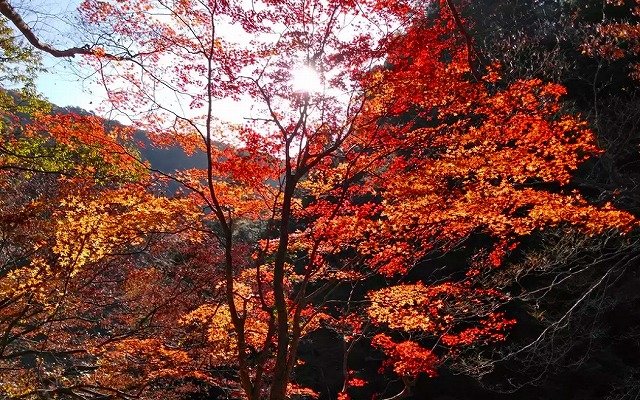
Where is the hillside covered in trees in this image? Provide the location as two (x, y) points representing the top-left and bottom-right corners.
(1, 0), (640, 399)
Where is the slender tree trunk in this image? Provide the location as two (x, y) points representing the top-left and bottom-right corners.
(269, 178), (296, 400)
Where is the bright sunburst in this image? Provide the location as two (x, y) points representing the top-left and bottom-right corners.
(291, 65), (323, 94)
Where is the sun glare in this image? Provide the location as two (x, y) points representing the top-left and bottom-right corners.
(291, 65), (323, 93)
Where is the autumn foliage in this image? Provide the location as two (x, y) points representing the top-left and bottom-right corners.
(292, 5), (637, 397)
(583, 0), (640, 80)
(1, 0), (638, 399)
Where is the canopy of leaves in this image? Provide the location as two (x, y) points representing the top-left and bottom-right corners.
(1, 0), (639, 400)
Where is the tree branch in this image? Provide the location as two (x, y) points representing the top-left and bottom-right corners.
(0, 0), (97, 58)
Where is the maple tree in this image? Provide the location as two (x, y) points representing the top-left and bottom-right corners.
(583, 0), (640, 80)
(0, 102), (211, 398)
(296, 5), (638, 397)
(61, 0), (410, 398)
(1, 0), (639, 399)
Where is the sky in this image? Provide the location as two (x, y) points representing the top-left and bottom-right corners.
(21, 0), (276, 125)
(26, 0), (266, 125)
(19, 0), (375, 127)
(12, 0), (107, 112)
(37, 58), (106, 111)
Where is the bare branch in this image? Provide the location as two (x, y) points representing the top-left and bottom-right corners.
(0, 0), (100, 58)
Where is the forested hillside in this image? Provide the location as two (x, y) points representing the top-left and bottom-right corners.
(1, 0), (639, 399)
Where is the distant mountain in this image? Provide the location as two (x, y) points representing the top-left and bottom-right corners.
(50, 103), (209, 173)
(132, 130), (209, 173)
